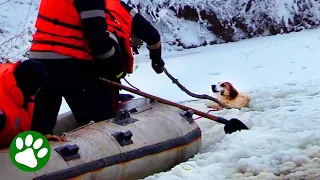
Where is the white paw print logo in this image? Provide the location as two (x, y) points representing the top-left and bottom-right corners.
(15, 134), (48, 168)
(10, 131), (51, 172)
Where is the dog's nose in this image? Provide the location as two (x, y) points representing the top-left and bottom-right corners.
(212, 85), (220, 92)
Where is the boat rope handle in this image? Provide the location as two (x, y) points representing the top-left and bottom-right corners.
(61, 120), (95, 138)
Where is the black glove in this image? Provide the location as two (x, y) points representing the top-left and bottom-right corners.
(108, 51), (127, 79)
(132, 46), (139, 55)
(94, 35), (126, 79)
(149, 46), (165, 74)
(0, 111), (6, 131)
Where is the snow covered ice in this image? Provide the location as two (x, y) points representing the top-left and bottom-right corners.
(127, 30), (320, 179)
(60, 28), (320, 179)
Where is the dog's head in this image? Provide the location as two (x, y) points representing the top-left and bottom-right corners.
(211, 82), (239, 99)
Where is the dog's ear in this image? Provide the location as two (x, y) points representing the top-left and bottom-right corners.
(228, 85), (239, 99)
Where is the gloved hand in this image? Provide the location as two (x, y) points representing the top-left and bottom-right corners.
(94, 34), (126, 79)
(106, 53), (126, 79)
(148, 46), (165, 74)
(152, 58), (165, 74)
(132, 46), (139, 55)
(0, 111), (6, 131)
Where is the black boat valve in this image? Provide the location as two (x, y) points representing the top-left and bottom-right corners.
(55, 144), (81, 161)
(179, 109), (194, 124)
(112, 130), (133, 146)
(113, 109), (138, 126)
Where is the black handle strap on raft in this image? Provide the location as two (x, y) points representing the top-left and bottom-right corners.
(55, 144), (81, 161)
(112, 130), (133, 146)
(111, 109), (138, 126)
(179, 109), (195, 124)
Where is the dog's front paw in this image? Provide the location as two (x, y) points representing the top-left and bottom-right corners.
(206, 103), (222, 110)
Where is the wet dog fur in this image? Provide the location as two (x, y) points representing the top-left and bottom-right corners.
(206, 82), (250, 110)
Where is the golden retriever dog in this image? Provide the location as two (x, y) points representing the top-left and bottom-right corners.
(206, 82), (250, 110)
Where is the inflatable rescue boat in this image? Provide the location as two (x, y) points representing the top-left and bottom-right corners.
(0, 98), (202, 180)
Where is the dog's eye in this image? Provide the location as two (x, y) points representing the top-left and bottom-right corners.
(220, 84), (225, 87)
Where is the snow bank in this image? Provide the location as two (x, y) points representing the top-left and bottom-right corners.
(127, 0), (320, 50)
(2, 0), (320, 60)
(0, 0), (39, 62)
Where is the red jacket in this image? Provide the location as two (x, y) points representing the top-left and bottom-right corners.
(30, 0), (92, 60)
(105, 0), (135, 73)
(0, 62), (34, 149)
(30, 0), (135, 74)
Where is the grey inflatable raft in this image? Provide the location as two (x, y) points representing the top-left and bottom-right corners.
(0, 98), (202, 180)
